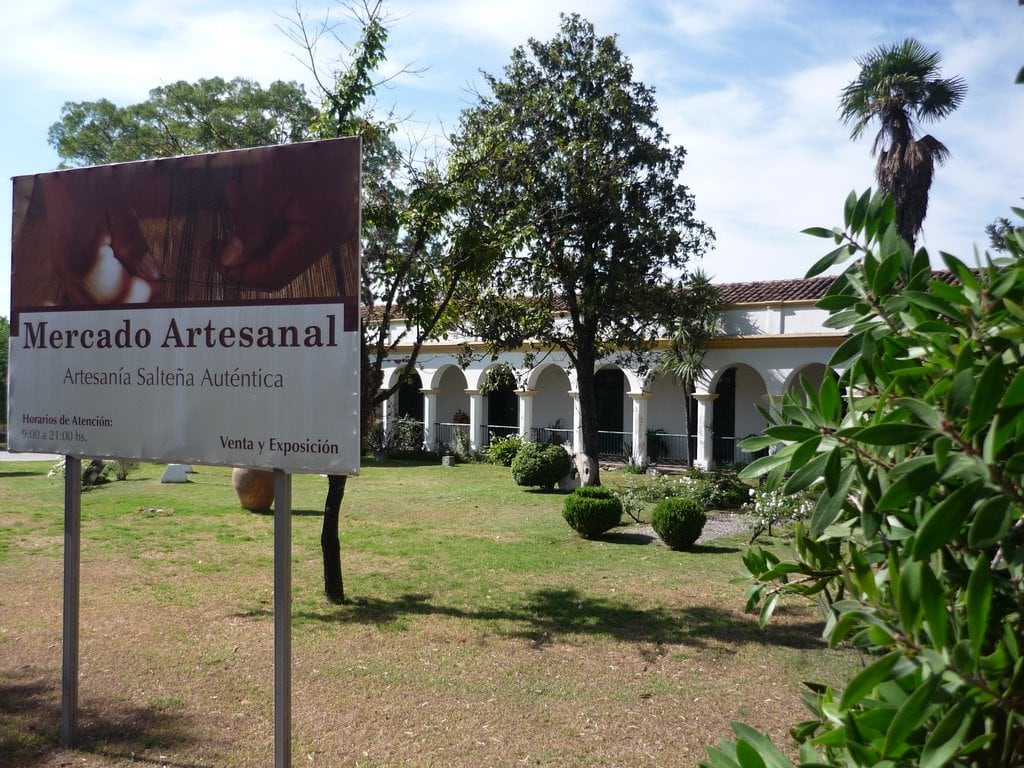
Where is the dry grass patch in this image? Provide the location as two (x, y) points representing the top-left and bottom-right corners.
(0, 459), (859, 766)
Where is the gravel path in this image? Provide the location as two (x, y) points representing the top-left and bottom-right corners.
(696, 512), (753, 542)
(619, 511), (751, 545)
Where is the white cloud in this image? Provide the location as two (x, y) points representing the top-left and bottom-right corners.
(656, 57), (874, 282)
(0, 0), (313, 103)
(660, 0), (788, 44)
(3, 0), (1023, 314)
(392, 0), (630, 50)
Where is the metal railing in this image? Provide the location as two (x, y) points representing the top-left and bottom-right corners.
(434, 422), (470, 454)
(531, 427), (573, 447)
(646, 432), (694, 466)
(597, 430), (631, 460)
(371, 418), (426, 456)
(480, 424), (518, 449)
(712, 436), (760, 466)
(529, 428), (692, 464)
(418, 420), (756, 467)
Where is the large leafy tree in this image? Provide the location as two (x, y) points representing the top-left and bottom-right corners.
(45, 0), (496, 603)
(448, 14), (713, 485)
(290, 0), (500, 602)
(48, 76), (316, 165)
(839, 38), (966, 251)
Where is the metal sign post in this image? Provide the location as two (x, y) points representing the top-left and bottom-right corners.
(273, 469), (292, 768)
(59, 462), (296, 762)
(61, 455), (82, 747)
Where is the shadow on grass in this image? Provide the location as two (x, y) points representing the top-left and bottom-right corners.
(600, 531), (657, 545)
(595, 531), (740, 553)
(0, 668), (207, 768)
(685, 543), (742, 554)
(0, 470), (47, 479)
(248, 508), (325, 517)
(293, 588), (825, 651)
(364, 457), (446, 468)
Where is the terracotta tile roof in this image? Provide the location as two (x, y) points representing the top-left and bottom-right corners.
(715, 276), (836, 305)
(369, 271), (962, 319)
(714, 269), (970, 305)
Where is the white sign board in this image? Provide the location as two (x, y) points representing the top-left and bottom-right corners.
(9, 138), (362, 474)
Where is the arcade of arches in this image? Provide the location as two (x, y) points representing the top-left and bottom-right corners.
(374, 277), (845, 467)
(378, 353), (837, 468)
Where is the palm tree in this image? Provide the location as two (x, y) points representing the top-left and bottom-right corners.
(657, 271), (721, 466)
(839, 38), (966, 250)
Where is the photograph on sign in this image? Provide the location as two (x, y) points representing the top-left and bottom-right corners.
(9, 138), (362, 474)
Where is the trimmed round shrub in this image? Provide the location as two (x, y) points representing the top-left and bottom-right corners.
(652, 496), (707, 550)
(563, 486), (623, 539)
(511, 442), (572, 491)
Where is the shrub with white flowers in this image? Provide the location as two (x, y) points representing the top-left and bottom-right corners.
(746, 486), (816, 542)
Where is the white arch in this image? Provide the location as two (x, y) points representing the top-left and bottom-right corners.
(525, 359), (575, 391)
(468, 360), (526, 393)
(380, 365), (424, 391)
(593, 361), (648, 394)
(704, 346), (839, 399)
(422, 362), (468, 391)
(705, 359), (767, 394)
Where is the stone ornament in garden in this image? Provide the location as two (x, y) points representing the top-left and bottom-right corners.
(231, 467), (275, 512)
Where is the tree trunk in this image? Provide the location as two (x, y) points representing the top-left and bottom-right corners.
(575, 350), (601, 486)
(319, 332), (379, 603)
(574, 452), (600, 487)
(322, 474), (347, 603)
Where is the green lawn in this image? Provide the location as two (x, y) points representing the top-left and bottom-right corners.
(0, 458), (859, 767)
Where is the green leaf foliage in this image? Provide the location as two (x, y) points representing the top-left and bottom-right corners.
(49, 77), (317, 165)
(708, 191), (1024, 768)
(651, 496), (707, 550)
(562, 486), (623, 539)
(447, 13), (713, 483)
(511, 442), (573, 492)
(840, 650), (902, 710)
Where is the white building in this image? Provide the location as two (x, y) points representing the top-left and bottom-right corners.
(376, 276), (844, 468)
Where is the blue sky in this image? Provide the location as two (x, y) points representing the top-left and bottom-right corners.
(2, 0), (1022, 315)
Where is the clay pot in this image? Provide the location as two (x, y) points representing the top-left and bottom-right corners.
(232, 468), (275, 512)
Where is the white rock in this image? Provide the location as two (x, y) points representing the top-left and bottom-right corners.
(161, 464), (190, 483)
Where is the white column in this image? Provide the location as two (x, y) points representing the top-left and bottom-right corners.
(421, 388), (439, 451)
(693, 392), (719, 469)
(466, 389), (484, 451)
(378, 387), (391, 436)
(628, 391), (651, 467)
(516, 389), (536, 441)
(568, 389), (583, 454)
